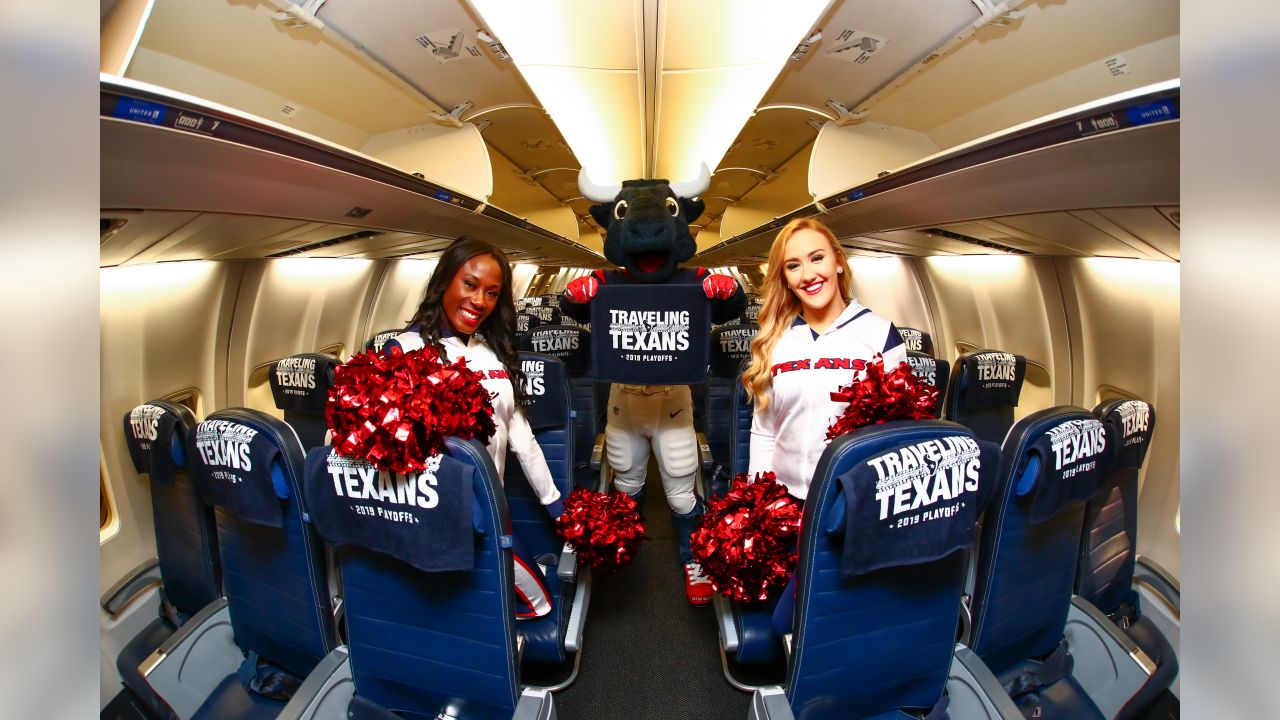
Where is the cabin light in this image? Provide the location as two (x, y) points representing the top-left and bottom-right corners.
(101, 260), (215, 294)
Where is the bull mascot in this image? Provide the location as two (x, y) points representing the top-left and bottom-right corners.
(560, 163), (746, 605)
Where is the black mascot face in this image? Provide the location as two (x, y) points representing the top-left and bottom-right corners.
(580, 169), (709, 284)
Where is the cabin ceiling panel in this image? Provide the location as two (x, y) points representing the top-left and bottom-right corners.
(100, 210), (201, 267)
(719, 111), (818, 180)
(1089, 207), (1180, 261)
(135, 0), (439, 135)
(128, 214), (313, 263)
(976, 213), (1160, 259)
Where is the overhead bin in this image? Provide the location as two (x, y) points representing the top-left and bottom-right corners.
(100, 76), (603, 266)
(694, 81), (1179, 266)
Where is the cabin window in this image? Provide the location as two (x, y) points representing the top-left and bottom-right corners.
(247, 362), (285, 419)
(163, 388), (203, 418)
(316, 343), (344, 360)
(100, 450), (119, 543)
(1095, 384), (1140, 405)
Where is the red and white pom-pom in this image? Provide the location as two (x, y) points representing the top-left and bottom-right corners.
(325, 348), (496, 474)
(826, 355), (939, 441)
(691, 472), (802, 603)
(554, 488), (647, 574)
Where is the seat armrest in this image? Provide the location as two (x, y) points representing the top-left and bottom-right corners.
(713, 595), (739, 653)
(1065, 596), (1155, 718)
(101, 558), (162, 617)
(1135, 555), (1180, 611)
(957, 594), (973, 646)
(590, 433), (604, 471)
(512, 687), (554, 720)
(947, 644), (1024, 720)
(697, 432), (713, 470)
(564, 570), (592, 654)
(781, 633), (793, 665)
(142, 598), (241, 720)
(748, 686), (792, 720)
(276, 647), (353, 720)
(557, 543), (578, 582)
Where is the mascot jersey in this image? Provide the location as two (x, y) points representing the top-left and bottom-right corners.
(749, 300), (908, 499)
(386, 329), (561, 507)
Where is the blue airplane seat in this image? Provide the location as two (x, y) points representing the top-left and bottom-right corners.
(705, 322), (758, 493)
(140, 408), (339, 720)
(749, 420), (1001, 720)
(518, 324), (598, 489)
(108, 400), (222, 720)
(968, 406), (1156, 719)
(1077, 399), (1177, 718)
(944, 350), (1027, 445)
(268, 353), (338, 451)
(906, 351), (950, 418)
(294, 438), (555, 720)
(364, 328), (405, 354)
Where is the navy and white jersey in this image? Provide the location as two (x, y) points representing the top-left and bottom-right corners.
(749, 300), (908, 499)
(387, 330), (561, 507)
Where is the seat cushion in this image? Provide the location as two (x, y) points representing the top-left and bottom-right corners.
(996, 661), (1105, 720)
(118, 616), (177, 720)
(517, 566), (571, 664)
(191, 674), (287, 720)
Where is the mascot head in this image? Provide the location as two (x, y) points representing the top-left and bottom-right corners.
(579, 163), (710, 284)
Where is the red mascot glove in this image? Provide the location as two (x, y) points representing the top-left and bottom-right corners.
(703, 273), (739, 301)
(564, 275), (600, 304)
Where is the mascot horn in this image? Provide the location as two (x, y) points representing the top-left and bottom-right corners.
(560, 162), (747, 606)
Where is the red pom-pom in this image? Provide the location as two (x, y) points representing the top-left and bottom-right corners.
(691, 472), (802, 603)
(325, 348), (496, 474)
(555, 488), (647, 574)
(826, 355), (939, 441)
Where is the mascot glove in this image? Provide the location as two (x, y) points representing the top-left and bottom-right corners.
(703, 273), (739, 301)
(564, 276), (600, 304)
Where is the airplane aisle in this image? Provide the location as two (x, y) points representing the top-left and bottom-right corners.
(554, 480), (750, 720)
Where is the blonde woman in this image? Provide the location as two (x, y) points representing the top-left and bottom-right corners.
(742, 217), (909, 500)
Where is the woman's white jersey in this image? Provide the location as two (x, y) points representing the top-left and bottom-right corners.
(389, 331), (561, 507)
(748, 301), (908, 499)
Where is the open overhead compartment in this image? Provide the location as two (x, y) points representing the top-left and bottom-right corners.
(100, 76), (604, 267)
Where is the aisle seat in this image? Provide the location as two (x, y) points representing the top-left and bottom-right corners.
(267, 353), (338, 451)
(704, 322), (758, 492)
(363, 329), (404, 355)
(519, 325), (599, 489)
(896, 327), (934, 356)
(906, 351), (950, 418)
(944, 350), (1027, 445)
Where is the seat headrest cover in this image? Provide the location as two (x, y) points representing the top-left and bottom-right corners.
(519, 325), (590, 375)
(1021, 417), (1109, 524)
(269, 354), (338, 413)
(191, 419), (287, 527)
(741, 300), (762, 323)
(959, 351), (1027, 409)
(709, 323), (758, 377)
(524, 305), (561, 329)
(123, 403), (183, 474)
(906, 353), (944, 389)
(518, 353), (570, 430)
(897, 327), (934, 355)
(838, 433), (999, 576)
(1101, 400), (1155, 470)
(366, 329), (404, 353)
(303, 447), (476, 573)
(516, 312), (534, 334)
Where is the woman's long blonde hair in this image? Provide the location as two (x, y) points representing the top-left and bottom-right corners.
(741, 217), (853, 411)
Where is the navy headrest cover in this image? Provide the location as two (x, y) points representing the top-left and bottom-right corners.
(520, 325), (590, 376)
(303, 447), (476, 573)
(959, 351), (1026, 409)
(1019, 417), (1110, 524)
(836, 433), (998, 576)
(709, 323), (758, 378)
(191, 419), (287, 527)
(897, 327), (934, 355)
(519, 354), (570, 430)
(269, 355), (337, 413)
(123, 403), (183, 475)
(1102, 400), (1155, 471)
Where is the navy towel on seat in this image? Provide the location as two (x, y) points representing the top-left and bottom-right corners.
(123, 403), (182, 474)
(520, 325), (591, 375)
(709, 323), (758, 378)
(837, 434), (999, 576)
(518, 355), (570, 431)
(191, 418), (286, 527)
(897, 327), (934, 355)
(960, 351), (1026, 408)
(269, 355), (337, 413)
(1019, 417), (1110, 524)
(1102, 400), (1155, 471)
(303, 447), (476, 573)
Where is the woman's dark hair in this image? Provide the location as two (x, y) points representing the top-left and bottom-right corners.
(406, 236), (529, 406)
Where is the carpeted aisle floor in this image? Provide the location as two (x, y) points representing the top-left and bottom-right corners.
(553, 481), (752, 720)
